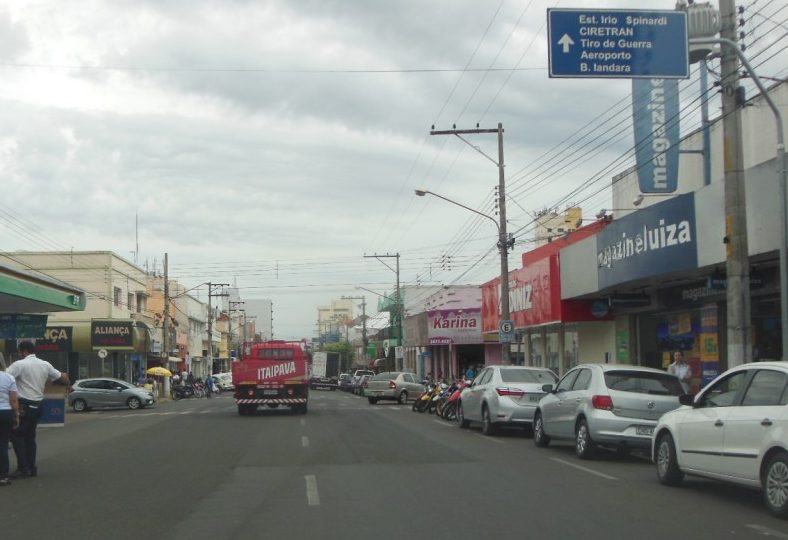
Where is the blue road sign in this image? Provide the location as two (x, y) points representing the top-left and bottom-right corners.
(548, 9), (689, 79)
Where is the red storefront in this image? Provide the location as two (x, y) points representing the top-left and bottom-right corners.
(481, 221), (612, 373)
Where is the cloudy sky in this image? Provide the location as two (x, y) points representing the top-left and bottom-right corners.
(1, 0), (786, 339)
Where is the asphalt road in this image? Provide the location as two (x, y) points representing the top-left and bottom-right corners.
(4, 390), (788, 540)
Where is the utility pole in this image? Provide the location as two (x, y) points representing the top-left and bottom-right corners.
(720, 0), (751, 367)
(162, 253), (169, 364)
(364, 253), (402, 370)
(206, 282), (229, 377)
(430, 123), (512, 364)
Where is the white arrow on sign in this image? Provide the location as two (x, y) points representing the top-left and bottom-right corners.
(558, 33), (575, 53)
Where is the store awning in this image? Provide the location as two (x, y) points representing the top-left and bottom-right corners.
(0, 262), (86, 314)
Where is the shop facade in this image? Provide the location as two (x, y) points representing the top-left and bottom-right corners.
(481, 220), (613, 376)
(561, 181), (784, 391)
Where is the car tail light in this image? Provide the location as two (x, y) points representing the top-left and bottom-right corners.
(389, 381), (397, 389)
(247, 389), (255, 396)
(592, 395), (614, 410)
(496, 387), (525, 397)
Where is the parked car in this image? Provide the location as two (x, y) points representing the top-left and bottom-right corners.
(533, 364), (683, 459)
(456, 366), (558, 435)
(214, 372), (234, 391)
(355, 374), (373, 396)
(69, 378), (155, 412)
(351, 370), (375, 395)
(365, 372), (424, 404)
(338, 373), (353, 392)
(653, 361), (788, 518)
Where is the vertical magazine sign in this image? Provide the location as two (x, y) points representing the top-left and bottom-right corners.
(632, 78), (680, 193)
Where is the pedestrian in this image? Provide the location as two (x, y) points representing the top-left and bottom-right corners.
(187, 371), (194, 385)
(171, 372), (180, 386)
(206, 374), (214, 399)
(6, 341), (69, 478)
(667, 350), (692, 393)
(0, 366), (20, 486)
(465, 365), (476, 380)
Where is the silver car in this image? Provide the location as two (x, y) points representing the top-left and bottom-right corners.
(69, 377), (155, 412)
(364, 371), (424, 404)
(457, 366), (558, 435)
(533, 364), (683, 459)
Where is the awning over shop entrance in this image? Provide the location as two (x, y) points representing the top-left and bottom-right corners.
(0, 262), (86, 313)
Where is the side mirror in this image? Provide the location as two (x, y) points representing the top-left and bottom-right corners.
(679, 394), (695, 406)
(541, 384), (554, 393)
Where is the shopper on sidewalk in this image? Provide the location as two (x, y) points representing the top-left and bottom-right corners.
(0, 367), (20, 486)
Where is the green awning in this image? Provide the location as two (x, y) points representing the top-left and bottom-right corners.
(0, 263), (86, 313)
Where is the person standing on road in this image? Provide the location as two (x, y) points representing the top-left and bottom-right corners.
(7, 341), (69, 478)
(667, 350), (693, 393)
(0, 367), (20, 486)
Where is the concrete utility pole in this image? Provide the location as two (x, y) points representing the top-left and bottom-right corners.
(364, 253), (402, 369)
(429, 123), (512, 364)
(719, 0), (751, 367)
(162, 253), (169, 363)
(206, 283), (229, 377)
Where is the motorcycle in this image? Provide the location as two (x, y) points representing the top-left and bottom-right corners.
(172, 383), (203, 400)
(439, 380), (469, 420)
(412, 383), (436, 413)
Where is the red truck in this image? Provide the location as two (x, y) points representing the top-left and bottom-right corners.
(232, 340), (310, 415)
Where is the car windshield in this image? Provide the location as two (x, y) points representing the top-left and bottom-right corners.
(499, 369), (557, 384)
(604, 371), (684, 396)
(372, 373), (398, 381)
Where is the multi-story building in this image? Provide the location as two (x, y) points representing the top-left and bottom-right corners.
(532, 207), (583, 247)
(0, 251), (153, 383)
(245, 299), (273, 341)
(317, 298), (354, 342)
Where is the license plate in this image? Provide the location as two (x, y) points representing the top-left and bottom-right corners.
(263, 389), (279, 396)
(636, 425), (654, 436)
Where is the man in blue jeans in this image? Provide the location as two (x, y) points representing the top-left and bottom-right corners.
(7, 341), (69, 478)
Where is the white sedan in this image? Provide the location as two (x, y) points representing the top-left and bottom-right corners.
(653, 361), (788, 518)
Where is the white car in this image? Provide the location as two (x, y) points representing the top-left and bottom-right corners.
(457, 366), (558, 435)
(653, 361), (788, 518)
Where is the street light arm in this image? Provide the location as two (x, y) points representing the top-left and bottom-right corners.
(415, 189), (500, 232)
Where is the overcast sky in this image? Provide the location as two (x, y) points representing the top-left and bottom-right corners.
(1, 0), (786, 339)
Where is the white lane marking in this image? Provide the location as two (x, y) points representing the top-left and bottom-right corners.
(300, 418), (306, 426)
(199, 410), (211, 414)
(550, 458), (618, 480)
(390, 406), (400, 411)
(305, 475), (320, 506)
(179, 411), (191, 415)
(302, 436), (309, 447)
(746, 524), (788, 538)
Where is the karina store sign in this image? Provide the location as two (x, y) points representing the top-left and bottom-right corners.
(427, 308), (482, 345)
(597, 193), (697, 289)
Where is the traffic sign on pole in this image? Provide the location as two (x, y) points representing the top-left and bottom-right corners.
(499, 320), (515, 344)
(548, 9), (689, 79)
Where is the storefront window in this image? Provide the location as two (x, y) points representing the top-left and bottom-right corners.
(546, 330), (559, 375)
(564, 325), (579, 369)
(530, 332), (543, 367)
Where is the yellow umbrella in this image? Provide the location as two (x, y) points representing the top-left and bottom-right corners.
(146, 366), (172, 377)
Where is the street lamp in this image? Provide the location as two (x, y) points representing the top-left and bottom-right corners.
(415, 188), (514, 364)
(632, 193), (675, 207)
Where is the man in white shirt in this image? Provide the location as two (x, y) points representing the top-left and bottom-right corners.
(6, 341), (69, 478)
(667, 350), (692, 394)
